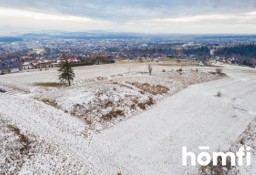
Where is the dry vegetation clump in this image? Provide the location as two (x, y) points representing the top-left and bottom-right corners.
(138, 71), (150, 75)
(216, 91), (222, 97)
(215, 68), (223, 74)
(237, 122), (256, 150)
(127, 81), (169, 95)
(41, 98), (60, 108)
(0, 119), (89, 174)
(34, 82), (65, 87)
(96, 76), (107, 81)
(6, 124), (30, 154)
(190, 68), (199, 73)
(85, 119), (93, 126)
(177, 67), (183, 73)
(159, 59), (199, 66)
(110, 81), (135, 90)
(0, 122), (32, 175)
(70, 104), (86, 117)
(68, 89), (131, 120)
(129, 95), (154, 110)
(138, 96), (154, 110)
(73, 76), (108, 86)
(102, 100), (114, 108)
(209, 68), (226, 77)
(110, 81), (119, 85)
(63, 86), (156, 132)
(74, 78), (96, 85)
(199, 155), (238, 175)
(102, 109), (125, 121)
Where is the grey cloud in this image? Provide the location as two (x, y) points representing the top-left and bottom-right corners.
(0, 0), (256, 22)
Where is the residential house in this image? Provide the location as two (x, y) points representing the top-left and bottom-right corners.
(0, 60), (20, 74)
(22, 62), (33, 69)
(30, 59), (55, 69)
(68, 58), (79, 63)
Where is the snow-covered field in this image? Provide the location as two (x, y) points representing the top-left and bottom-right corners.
(0, 62), (255, 174)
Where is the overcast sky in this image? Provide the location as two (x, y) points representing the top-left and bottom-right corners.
(0, 0), (256, 35)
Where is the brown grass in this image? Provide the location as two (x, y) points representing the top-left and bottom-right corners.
(102, 109), (125, 121)
(70, 104), (86, 117)
(138, 96), (154, 110)
(102, 100), (113, 108)
(158, 59), (199, 66)
(131, 104), (136, 109)
(34, 82), (65, 87)
(86, 119), (93, 125)
(6, 124), (20, 135)
(6, 124), (30, 155)
(127, 82), (169, 95)
(41, 98), (60, 108)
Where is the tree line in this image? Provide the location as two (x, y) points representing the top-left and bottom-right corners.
(183, 47), (210, 56)
(215, 44), (256, 58)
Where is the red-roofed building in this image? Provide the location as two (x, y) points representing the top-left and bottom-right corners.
(68, 58), (79, 63)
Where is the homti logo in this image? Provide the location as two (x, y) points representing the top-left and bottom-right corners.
(182, 146), (251, 166)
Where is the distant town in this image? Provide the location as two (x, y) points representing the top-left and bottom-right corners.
(0, 32), (256, 74)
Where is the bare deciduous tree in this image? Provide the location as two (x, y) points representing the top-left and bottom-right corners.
(148, 64), (153, 75)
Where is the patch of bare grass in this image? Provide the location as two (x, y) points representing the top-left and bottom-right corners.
(0, 122), (32, 174)
(6, 124), (30, 155)
(34, 82), (65, 87)
(41, 98), (60, 108)
(127, 81), (169, 95)
(102, 109), (125, 121)
(159, 59), (199, 66)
